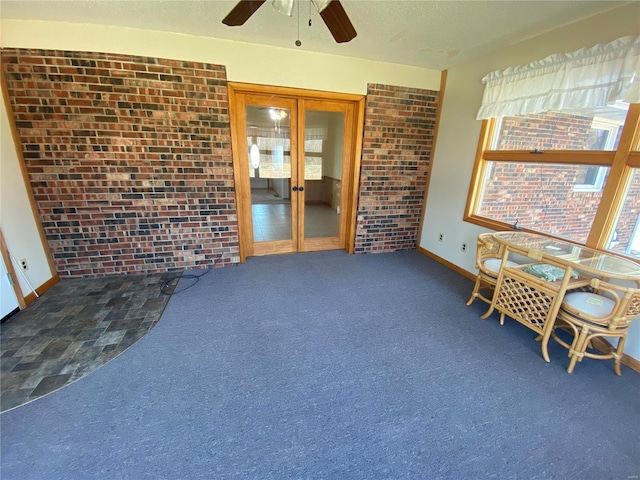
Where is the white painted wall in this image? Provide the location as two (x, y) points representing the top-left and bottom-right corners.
(420, 2), (640, 361)
(0, 90), (54, 296)
(0, 255), (19, 317)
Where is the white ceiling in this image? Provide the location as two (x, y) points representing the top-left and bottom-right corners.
(0, 0), (634, 70)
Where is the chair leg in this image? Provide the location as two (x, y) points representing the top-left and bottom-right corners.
(613, 336), (627, 376)
(567, 354), (579, 374)
(613, 358), (622, 376)
(466, 277), (482, 306)
(567, 326), (589, 374)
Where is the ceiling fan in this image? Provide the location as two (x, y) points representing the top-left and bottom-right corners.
(222, 0), (357, 43)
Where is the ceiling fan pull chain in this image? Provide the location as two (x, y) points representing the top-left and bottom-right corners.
(295, 0), (302, 47)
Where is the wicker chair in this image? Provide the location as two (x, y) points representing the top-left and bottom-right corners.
(551, 277), (640, 375)
(466, 233), (518, 308)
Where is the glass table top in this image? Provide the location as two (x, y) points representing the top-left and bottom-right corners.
(493, 231), (640, 279)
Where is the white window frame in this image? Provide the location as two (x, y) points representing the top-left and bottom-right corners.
(573, 119), (620, 192)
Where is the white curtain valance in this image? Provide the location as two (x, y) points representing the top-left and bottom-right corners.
(476, 35), (640, 120)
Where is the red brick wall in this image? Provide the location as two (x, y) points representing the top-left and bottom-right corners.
(2, 49), (239, 277)
(355, 84), (438, 253)
(496, 112), (592, 150)
(479, 163), (605, 243)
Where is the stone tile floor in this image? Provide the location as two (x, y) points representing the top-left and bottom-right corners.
(0, 272), (179, 412)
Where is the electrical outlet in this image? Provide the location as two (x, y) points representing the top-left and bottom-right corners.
(462, 243), (467, 252)
(20, 258), (28, 271)
(438, 233), (443, 242)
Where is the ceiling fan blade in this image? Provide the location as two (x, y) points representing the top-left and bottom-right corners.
(318, 0), (357, 43)
(222, 0), (267, 26)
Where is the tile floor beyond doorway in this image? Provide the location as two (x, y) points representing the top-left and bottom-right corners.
(0, 272), (178, 412)
(252, 203), (339, 242)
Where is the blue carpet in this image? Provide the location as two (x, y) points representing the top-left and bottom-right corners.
(1, 250), (639, 479)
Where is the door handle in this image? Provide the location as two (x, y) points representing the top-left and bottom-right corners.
(292, 186), (298, 191)
(298, 186), (304, 192)
(292, 186), (304, 192)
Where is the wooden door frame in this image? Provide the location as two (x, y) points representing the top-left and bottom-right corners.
(228, 82), (365, 262)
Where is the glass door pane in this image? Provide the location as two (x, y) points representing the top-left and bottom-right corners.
(245, 105), (293, 243)
(303, 110), (344, 239)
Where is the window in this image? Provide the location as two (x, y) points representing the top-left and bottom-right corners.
(574, 118), (622, 192)
(574, 165), (607, 192)
(490, 109), (624, 152)
(469, 35), (640, 257)
(247, 127), (327, 181)
(466, 102), (640, 253)
(607, 168), (640, 260)
(477, 160), (611, 244)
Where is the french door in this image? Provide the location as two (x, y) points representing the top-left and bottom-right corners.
(229, 84), (363, 261)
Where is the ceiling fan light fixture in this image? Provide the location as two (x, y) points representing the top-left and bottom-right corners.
(271, 0), (294, 16)
(269, 108), (288, 120)
(250, 144), (261, 169)
(311, 0), (332, 13)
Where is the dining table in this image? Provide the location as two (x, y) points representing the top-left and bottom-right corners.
(481, 231), (640, 362)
